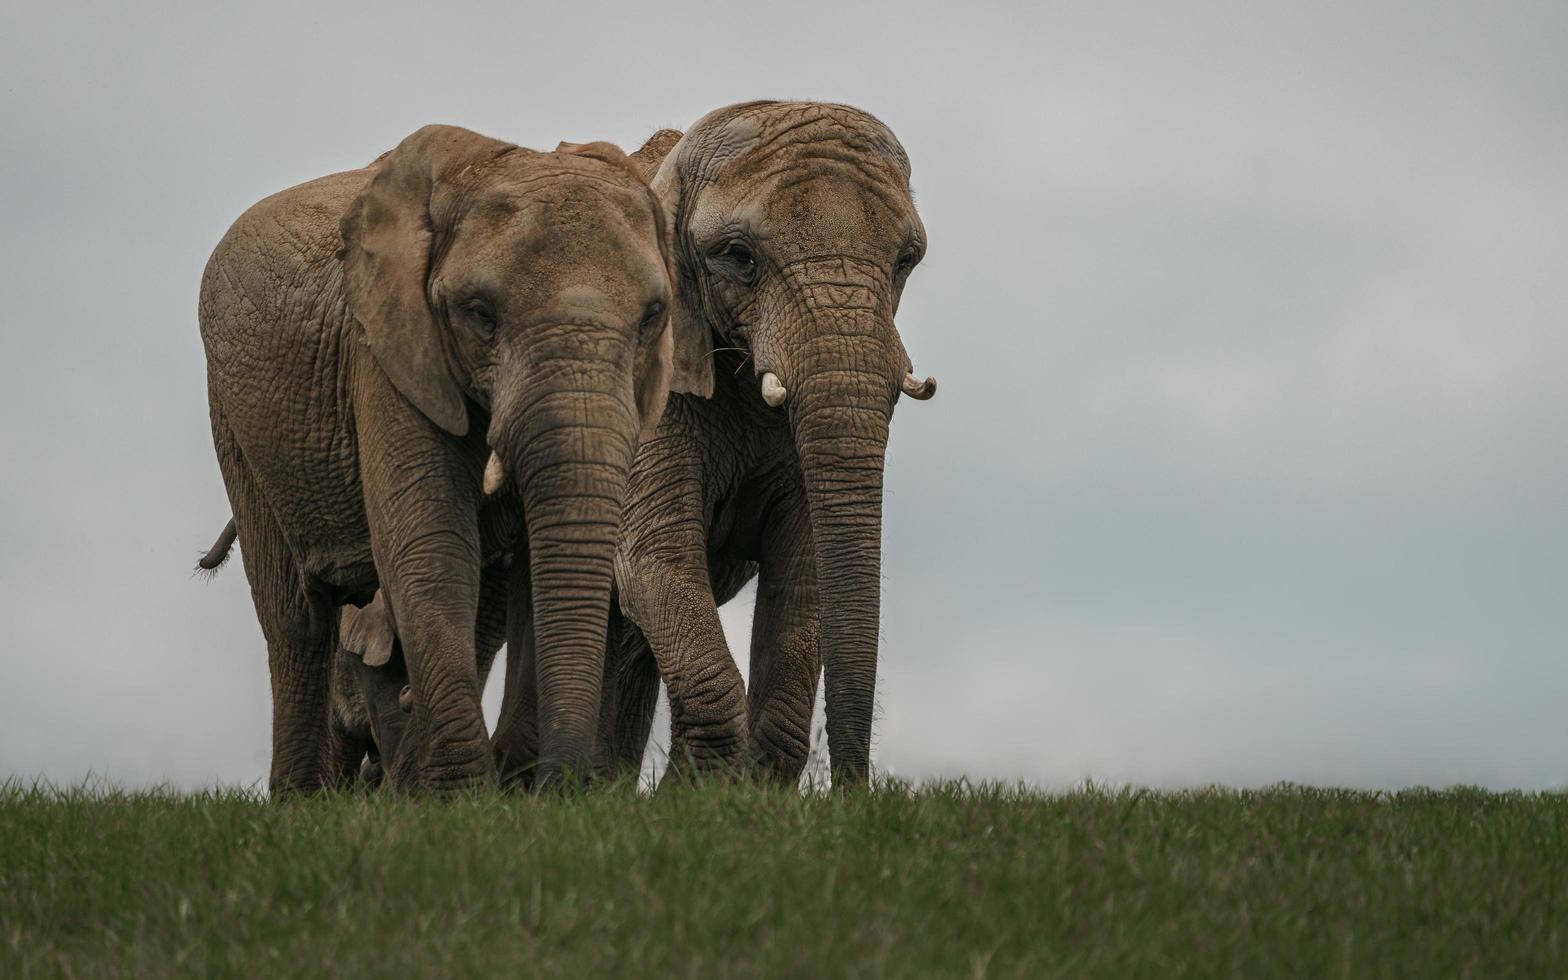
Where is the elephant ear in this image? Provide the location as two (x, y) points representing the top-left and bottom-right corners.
(633, 312), (675, 443)
(340, 590), (398, 668)
(649, 145), (715, 399)
(627, 129), (683, 183)
(339, 125), (514, 436)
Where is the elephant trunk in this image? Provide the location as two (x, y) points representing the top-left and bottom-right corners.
(491, 354), (637, 786)
(787, 335), (897, 787)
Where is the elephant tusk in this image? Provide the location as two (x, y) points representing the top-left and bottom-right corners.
(482, 451), (505, 496)
(398, 685), (413, 713)
(760, 372), (788, 408)
(901, 372), (937, 400)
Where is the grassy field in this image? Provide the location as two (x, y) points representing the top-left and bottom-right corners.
(2, 780), (1564, 977)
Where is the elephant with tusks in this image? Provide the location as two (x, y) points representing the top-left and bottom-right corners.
(197, 124), (704, 795)
(206, 102), (938, 791)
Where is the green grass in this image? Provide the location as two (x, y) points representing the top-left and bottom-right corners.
(2, 780), (1565, 977)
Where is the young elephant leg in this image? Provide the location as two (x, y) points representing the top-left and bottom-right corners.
(745, 495), (822, 784)
(326, 646), (375, 786)
(332, 560), (509, 785)
(332, 590), (408, 785)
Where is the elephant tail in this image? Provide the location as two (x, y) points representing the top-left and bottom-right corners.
(195, 518), (238, 576)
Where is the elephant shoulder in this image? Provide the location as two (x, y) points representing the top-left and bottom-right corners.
(200, 169), (372, 336)
(221, 168), (372, 267)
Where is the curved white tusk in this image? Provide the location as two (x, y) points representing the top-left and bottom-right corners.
(398, 685), (413, 713)
(482, 451), (505, 496)
(760, 372), (788, 408)
(901, 372), (937, 400)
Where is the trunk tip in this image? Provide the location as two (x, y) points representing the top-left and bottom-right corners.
(901, 372), (937, 401)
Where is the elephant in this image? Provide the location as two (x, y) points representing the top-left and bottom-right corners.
(502, 100), (940, 789)
(312, 102), (937, 791)
(198, 123), (706, 795)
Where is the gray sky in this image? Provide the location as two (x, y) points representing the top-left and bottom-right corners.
(2, 1), (1564, 790)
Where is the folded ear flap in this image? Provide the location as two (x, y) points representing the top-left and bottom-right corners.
(340, 590), (398, 668)
(339, 125), (514, 436)
(633, 315), (675, 443)
(649, 146), (715, 399)
(627, 129), (684, 183)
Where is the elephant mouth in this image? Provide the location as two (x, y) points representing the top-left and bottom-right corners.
(713, 324), (775, 393)
(724, 327), (788, 407)
(721, 322), (754, 356)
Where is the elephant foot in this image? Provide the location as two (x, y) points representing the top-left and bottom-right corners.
(746, 719), (813, 785)
(268, 773), (332, 801)
(657, 738), (751, 792)
(530, 763), (599, 797)
(491, 726), (540, 792)
(494, 754), (538, 793)
(418, 747), (498, 796)
(383, 728), (498, 796)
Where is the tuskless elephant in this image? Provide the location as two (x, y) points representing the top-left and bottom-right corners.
(198, 124), (706, 794)
(322, 102), (937, 789)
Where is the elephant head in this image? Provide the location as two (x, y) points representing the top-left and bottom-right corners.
(339, 125), (702, 781)
(652, 102), (937, 783)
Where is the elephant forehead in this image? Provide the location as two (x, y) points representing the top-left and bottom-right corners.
(550, 285), (627, 319)
(455, 183), (657, 261)
(691, 165), (909, 238)
(491, 179), (654, 229)
(762, 177), (914, 258)
(696, 101), (909, 174)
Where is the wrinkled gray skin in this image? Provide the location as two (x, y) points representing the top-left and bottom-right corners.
(514, 101), (936, 787)
(331, 102), (935, 789)
(199, 124), (699, 795)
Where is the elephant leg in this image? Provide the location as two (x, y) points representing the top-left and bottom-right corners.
(500, 582), (660, 787)
(326, 646), (375, 786)
(745, 493), (821, 784)
(327, 560), (508, 784)
(492, 555), (539, 788)
(364, 532), (489, 791)
(599, 608), (661, 780)
(618, 553), (748, 781)
(357, 385), (491, 793)
(504, 590), (660, 786)
(214, 416), (336, 797)
(474, 561), (510, 690)
(259, 579), (337, 796)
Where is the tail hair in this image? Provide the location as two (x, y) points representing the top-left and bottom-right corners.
(194, 518), (238, 578)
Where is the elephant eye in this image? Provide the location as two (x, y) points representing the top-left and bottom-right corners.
(636, 301), (665, 341)
(894, 247), (921, 281)
(460, 297), (496, 333)
(707, 241), (758, 287)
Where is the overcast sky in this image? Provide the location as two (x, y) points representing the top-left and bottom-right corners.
(2, 1), (1564, 791)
